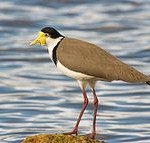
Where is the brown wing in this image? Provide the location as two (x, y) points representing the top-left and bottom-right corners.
(57, 38), (149, 83)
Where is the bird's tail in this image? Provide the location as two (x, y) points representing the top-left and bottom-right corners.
(146, 81), (150, 85)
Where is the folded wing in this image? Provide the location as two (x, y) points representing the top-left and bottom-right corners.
(57, 38), (149, 83)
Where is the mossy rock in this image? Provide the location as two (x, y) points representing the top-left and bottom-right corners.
(21, 134), (105, 143)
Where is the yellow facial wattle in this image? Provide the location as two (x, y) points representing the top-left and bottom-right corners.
(30, 31), (47, 46)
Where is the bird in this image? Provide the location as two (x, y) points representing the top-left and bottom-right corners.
(30, 27), (150, 139)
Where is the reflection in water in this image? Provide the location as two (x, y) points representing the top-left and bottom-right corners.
(0, 0), (150, 143)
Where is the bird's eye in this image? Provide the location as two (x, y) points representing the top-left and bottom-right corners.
(45, 33), (49, 37)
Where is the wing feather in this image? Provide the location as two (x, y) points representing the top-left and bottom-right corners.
(57, 38), (149, 83)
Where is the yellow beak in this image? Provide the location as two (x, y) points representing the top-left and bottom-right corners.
(30, 31), (46, 46)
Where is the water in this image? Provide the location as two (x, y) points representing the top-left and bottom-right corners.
(0, 0), (150, 143)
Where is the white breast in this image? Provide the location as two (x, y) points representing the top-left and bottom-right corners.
(57, 61), (95, 80)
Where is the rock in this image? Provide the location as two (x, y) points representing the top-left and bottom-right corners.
(21, 134), (105, 143)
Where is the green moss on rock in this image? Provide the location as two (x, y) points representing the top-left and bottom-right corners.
(21, 134), (105, 143)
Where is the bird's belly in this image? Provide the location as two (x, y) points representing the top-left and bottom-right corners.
(57, 61), (95, 80)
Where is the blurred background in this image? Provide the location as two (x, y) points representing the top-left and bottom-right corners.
(0, 0), (150, 143)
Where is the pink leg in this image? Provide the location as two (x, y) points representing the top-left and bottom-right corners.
(88, 89), (99, 139)
(64, 89), (89, 135)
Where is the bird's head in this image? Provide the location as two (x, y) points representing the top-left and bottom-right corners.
(30, 27), (64, 46)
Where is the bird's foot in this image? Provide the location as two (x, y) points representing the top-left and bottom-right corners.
(85, 132), (96, 139)
(63, 129), (78, 136)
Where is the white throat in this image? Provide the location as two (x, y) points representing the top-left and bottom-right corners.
(46, 36), (63, 61)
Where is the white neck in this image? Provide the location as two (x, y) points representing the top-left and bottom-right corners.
(46, 36), (64, 61)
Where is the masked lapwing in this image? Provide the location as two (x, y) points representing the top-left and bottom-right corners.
(30, 27), (150, 139)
